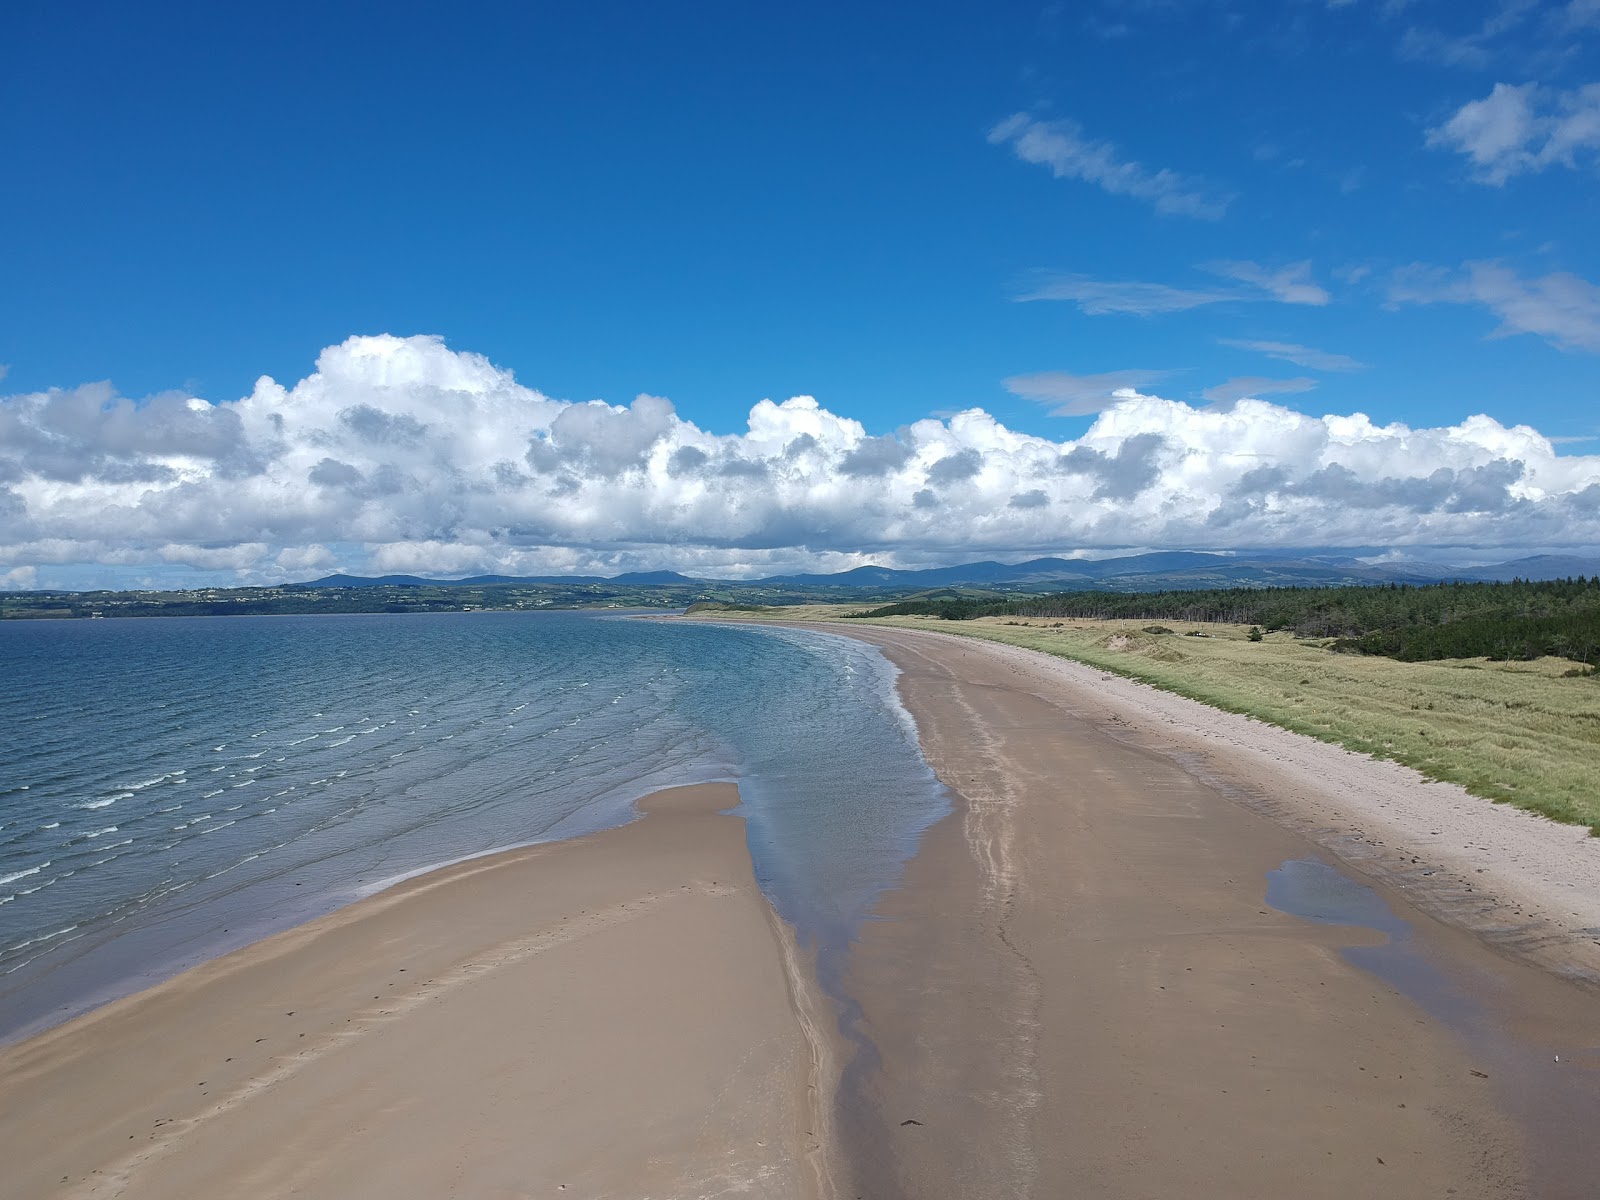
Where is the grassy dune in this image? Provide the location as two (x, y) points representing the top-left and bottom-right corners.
(690, 604), (1600, 833)
(855, 615), (1600, 833)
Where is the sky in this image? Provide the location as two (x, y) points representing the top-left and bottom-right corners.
(1, 0), (1598, 588)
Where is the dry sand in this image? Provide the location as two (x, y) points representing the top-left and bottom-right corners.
(818, 624), (1600, 1200)
(0, 785), (836, 1200)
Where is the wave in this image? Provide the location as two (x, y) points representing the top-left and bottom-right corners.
(120, 772), (183, 791)
(0, 863), (48, 886)
(5, 924), (79, 955)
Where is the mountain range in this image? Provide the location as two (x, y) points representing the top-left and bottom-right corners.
(303, 552), (1600, 596)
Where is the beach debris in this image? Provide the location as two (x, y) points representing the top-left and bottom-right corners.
(1470, 1069), (1489, 1079)
(900, 1119), (923, 1127)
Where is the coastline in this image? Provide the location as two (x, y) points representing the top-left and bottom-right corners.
(8, 617), (1600, 1196)
(0, 784), (838, 1200)
(852, 621), (1600, 981)
(810, 622), (1600, 1199)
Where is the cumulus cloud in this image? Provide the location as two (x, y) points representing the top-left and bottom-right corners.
(2, 334), (1599, 587)
(1389, 260), (1600, 352)
(1427, 82), (1600, 184)
(988, 113), (1231, 219)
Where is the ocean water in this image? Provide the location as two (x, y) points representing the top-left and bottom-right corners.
(0, 612), (948, 1041)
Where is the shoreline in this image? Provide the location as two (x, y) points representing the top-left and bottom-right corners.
(857, 621), (1600, 982)
(0, 774), (734, 1050)
(805, 622), (1600, 1198)
(0, 784), (839, 1200)
(8, 618), (1600, 1195)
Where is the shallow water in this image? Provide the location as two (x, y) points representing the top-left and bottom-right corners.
(1266, 857), (1477, 1025)
(0, 612), (948, 1041)
(1266, 856), (1600, 1200)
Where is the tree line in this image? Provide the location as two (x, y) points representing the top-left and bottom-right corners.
(850, 577), (1600, 665)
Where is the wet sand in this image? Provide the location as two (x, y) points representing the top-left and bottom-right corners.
(0, 785), (836, 1200)
(824, 624), (1600, 1200)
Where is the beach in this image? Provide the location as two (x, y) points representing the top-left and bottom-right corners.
(4, 623), (1600, 1198)
(0, 785), (834, 1200)
(828, 623), (1600, 1200)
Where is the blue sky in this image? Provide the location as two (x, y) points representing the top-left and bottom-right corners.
(1, 1), (1598, 586)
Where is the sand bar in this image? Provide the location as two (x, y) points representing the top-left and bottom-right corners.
(0, 784), (834, 1200)
(812, 623), (1600, 1200)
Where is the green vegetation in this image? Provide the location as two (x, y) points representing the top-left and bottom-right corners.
(0, 582), (683, 619)
(0, 580), (920, 620)
(851, 577), (1600, 666)
(850, 614), (1600, 833)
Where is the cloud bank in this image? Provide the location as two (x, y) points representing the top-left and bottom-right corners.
(2, 335), (1599, 587)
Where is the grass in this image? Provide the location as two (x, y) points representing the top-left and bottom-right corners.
(694, 605), (1600, 834)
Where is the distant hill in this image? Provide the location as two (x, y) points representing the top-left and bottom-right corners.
(301, 569), (701, 589)
(1432, 555), (1600, 583)
(300, 551), (1600, 595)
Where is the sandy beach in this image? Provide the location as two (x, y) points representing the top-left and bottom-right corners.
(0, 785), (834, 1200)
(826, 623), (1600, 1200)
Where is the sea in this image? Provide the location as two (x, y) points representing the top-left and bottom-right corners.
(0, 611), (949, 1042)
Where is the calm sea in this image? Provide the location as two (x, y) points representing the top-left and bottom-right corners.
(0, 612), (947, 1041)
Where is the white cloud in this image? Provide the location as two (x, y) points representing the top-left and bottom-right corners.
(275, 544), (337, 573)
(1016, 274), (1234, 316)
(1003, 369), (1169, 415)
(1389, 261), (1600, 352)
(1427, 81), (1600, 184)
(2, 334), (1598, 585)
(1021, 262), (1332, 317)
(1398, 0), (1542, 69)
(1562, 0), (1600, 30)
(987, 113), (1231, 219)
(1201, 377), (1318, 406)
(1219, 339), (1368, 371)
(1204, 260), (1331, 305)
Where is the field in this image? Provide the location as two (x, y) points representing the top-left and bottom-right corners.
(691, 605), (1600, 833)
